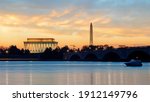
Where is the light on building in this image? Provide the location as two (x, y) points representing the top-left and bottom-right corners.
(24, 38), (58, 53)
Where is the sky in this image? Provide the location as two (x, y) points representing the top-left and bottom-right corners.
(0, 0), (150, 48)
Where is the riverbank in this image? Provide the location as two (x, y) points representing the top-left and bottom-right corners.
(0, 58), (40, 61)
(0, 58), (66, 61)
(1, 58), (150, 62)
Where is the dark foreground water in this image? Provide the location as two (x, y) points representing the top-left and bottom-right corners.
(0, 61), (150, 85)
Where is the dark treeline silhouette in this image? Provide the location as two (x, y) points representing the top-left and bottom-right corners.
(0, 45), (114, 60)
(0, 45), (30, 59)
(81, 45), (114, 51)
(0, 45), (72, 60)
(8, 45), (30, 55)
(0, 45), (150, 61)
(40, 46), (70, 60)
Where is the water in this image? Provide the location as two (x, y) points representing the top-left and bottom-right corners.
(0, 61), (150, 85)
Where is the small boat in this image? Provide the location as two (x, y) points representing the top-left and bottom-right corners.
(125, 59), (142, 67)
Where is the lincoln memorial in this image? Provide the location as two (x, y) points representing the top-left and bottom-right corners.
(24, 38), (58, 53)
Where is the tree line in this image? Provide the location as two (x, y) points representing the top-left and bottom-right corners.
(0, 45), (116, 60)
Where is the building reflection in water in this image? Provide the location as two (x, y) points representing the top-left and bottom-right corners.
(0, 70), (150, 85)
(0, 62), (150, 85)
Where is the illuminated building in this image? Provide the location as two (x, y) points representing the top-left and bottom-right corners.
(24, 38), (58, 53)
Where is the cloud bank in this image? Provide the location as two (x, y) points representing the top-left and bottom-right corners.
(0, 0), (150, 47)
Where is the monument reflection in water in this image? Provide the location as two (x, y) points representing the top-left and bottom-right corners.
(0, 61), (150, 85)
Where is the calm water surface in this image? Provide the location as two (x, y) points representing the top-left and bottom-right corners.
(0, 61), (150, 85)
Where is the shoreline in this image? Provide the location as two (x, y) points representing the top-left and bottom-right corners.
(0, 58), (40, 61)
(0, 58), (150, 62)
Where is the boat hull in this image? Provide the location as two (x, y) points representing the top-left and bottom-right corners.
(125, 62), (142, 67)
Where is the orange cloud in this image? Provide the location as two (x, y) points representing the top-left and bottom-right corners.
(0, 8), (150, 48)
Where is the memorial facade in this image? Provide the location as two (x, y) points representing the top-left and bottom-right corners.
(24, 38), (58, 53)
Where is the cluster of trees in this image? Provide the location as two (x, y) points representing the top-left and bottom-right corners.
(41, 46), (70, 60)
(0, 45), (72, 60)
(0, 45), (114, 54)
(81, 45), (114, 52)
(0, 45), (115, 60)
(0, 45), (30, 55)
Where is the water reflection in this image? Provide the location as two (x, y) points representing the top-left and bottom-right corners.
(0, 61), (150, 85)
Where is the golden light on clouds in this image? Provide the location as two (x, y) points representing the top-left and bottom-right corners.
(0, 0), (150, 48)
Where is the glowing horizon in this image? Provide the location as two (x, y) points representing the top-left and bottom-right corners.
(0, 0), (150, 49)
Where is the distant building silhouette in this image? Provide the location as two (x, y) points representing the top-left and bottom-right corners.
(90, 23), (93, 45)
(24, 38), (58, 53)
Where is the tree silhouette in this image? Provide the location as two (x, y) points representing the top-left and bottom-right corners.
(40, 46), (70, 60)
(0, 46), (7, 55)
(8, 45), (21, 55)
(41, 48), (53, 60)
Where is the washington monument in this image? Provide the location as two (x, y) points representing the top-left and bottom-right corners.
(90, 23), (93, 45)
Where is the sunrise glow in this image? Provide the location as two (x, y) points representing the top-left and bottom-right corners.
(0, 0), (150, 48)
